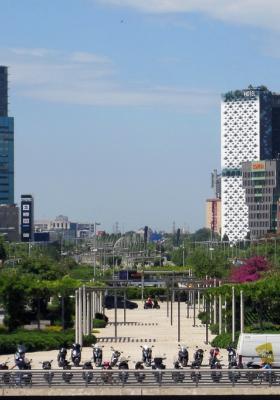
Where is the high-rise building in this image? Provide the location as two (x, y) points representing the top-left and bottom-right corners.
(0, 66), (14, 204)
(21, 194), (34, 242)
(0, 204), (19, 241)
(205, 198), (221, 235)
(221, 86), (280, 242)
(242, 160), (280, 239)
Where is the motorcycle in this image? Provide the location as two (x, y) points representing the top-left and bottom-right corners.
(210, 358), (222, 383)
(172, 361), (184, 383)
(15, 358), (32, 386)
(0, 360), (10, 385)
(41, 360), (54, 386)
(101, 361), (113, 384)
(141, 345), (153, 367)
(82, 361), (94, 384)
(134, 361), (145, 383)
(190, 363), (201, 383)
(192, 348), (204, 367)
(209, 347), (220, 366)
(144, 300), (160, 309)
(71, 343), (81, 367)
(227, 346), (236, 365)
(144, 301), (153, 309)
(228, 357), (241, 383)
(152, 356), (166, 384)
(57, 346), (67, 368)
(92, 344), (103, 367)
(110, 347), (122, 367)
(118, 357), (129, 383)
(178, 344), (189, 367)
(246, 360), (261, 383)
(62, 360), (73, 384)
(14, 345), (26, 366)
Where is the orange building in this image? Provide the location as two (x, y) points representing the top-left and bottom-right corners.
(205, 198), (221, 235)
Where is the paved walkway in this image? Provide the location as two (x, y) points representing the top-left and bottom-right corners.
(0, 300), (227, 369)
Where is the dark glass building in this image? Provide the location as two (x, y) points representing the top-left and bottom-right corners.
(0, 66), (14, 204)
(21, 194), (34, 242)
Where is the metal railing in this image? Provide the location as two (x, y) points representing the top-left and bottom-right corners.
(0, 368), (280, 389)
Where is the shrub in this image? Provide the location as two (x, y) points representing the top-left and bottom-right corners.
(245, 322), (280, 333)
(95, 313), (108, 323)
(0, 329), (96, 354)
(83, 334), (96, 346)
(198, 311), (206, 324)
(211, 332), (239, 349)
(210, 323), (219, 335)
(92, 319), (107, 328)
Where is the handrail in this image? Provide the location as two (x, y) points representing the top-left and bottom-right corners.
(0, 368), (279, 388)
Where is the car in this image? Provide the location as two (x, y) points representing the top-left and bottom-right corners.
(104, 295), (138, 310)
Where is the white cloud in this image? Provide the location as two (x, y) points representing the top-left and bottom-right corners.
(98, 0), (280, 31)
(2, 47), (218, 111)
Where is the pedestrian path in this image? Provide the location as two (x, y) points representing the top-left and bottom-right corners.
(0, 300), (224, 369)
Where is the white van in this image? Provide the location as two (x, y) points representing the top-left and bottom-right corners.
(237, 333), (280, 367)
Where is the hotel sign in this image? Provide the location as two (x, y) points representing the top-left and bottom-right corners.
(251, 162), (265, 171)
(243, 90), (255, 97)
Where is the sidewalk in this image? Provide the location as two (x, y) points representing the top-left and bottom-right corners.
(0, 300), (225, 368)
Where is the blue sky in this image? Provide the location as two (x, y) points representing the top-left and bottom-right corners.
(1, 0), (280, 232)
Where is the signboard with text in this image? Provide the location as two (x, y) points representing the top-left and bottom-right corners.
(21, 195), (33, 242)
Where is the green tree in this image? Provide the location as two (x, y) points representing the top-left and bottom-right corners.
(0, 272), (29, 331)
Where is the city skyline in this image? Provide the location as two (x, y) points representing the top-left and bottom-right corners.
(1, 1), (280, 232)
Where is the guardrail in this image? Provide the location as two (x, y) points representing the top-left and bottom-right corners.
(0, 368), (280, 388)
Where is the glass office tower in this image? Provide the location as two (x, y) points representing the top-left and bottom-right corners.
(0, 66), (14, 204)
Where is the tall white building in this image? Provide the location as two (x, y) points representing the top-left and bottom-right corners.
(221, 87), (280, 242)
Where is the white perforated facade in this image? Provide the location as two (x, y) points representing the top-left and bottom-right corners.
(221, 92), (260, 242)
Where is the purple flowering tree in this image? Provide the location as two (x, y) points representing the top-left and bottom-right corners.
(230, 256), (269, 283)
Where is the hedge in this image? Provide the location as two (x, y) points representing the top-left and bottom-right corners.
(211, 332), (239, 349)
(92, 319), (107, 328)
(0, 329), (96, 355)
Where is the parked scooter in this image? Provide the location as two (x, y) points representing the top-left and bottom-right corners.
(227, 346), (236, 365)
(15, 358), (32, 386)
(14, 345), (26, 366)
(57, 346), (67, 368)
(82, 361), (94, 384)
(101, 361), (113, 384)
(71, 343), (82, 367)
(41, 360), (54, 385)
(228, 357), (241, 383)
(178, 344), (189, 367)
(172, 361), (184, 383)
(209, 347), (220, 366)
(62, 360), (73, 384)
(134, 361), (145, 383)
(152, 356), (166, 384)
(141, 345), (153, 367)
(190, 362), (201, 383)
(246, 360), (261, 383)
(118, 357), (129, 383)
(92, 344), (103, 367)
(0, 360), (10, 385)
(192, 348), (204, 367)
(110, 347), (122, 367)
(210, 358), (222, 382)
